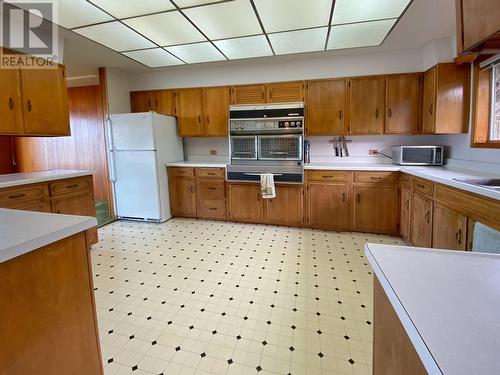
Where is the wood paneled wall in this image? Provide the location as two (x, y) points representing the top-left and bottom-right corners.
(14, 85), (110, 202)
(0, 138), (16, 174)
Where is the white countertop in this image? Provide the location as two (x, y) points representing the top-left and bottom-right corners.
(0, 208), (97, 264)
(304, 162), (400, 171)
(365, 243), (500, 375)
(0, 169), (94, 189)
(166, 161), (228, 168)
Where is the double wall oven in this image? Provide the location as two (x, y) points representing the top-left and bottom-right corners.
(227, 103), (304, 183)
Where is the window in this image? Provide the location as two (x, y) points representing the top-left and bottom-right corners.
(491, 63), (500, 141)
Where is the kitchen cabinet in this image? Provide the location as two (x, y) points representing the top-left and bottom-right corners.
(130, 90), (176, 115)
(175, 88), (204, 137)
(202, 86), (230, 136)
(227, 183), (263, 223)
(231, 84), (266, 104)
(353, 183), (398, 234)
(422, 63), (469, 134)
(195, 168), (226, 220)
(385, 74), (420, 134)
(410, 193), (433, 247)
(347, 76), (385, 134)
(267, 81), (304, 103)
(0, 69), (23, 134)
(169, 173), (197, 218)
(400, 187), (412, 242)
(266, 185), (303, 226)
(432, 203), (468, 250)
(130, 91), (151, 113)
(456, 0), (500, 53)
(305, 79), (346, 135)
(307, 182), (349, 230)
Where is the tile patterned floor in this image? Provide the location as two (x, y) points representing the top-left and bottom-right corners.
(92, 219), (405, 375)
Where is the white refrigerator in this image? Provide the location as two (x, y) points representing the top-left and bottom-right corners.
(107, 112), (183, 222)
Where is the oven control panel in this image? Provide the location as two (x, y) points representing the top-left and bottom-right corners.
(230, 120), (303, 132)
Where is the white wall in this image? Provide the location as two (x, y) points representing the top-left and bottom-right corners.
(106, 68), (131, 114)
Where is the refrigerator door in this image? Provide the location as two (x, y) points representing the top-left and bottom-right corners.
(110, 112), (156, 151)
(114, 150), (161, 220)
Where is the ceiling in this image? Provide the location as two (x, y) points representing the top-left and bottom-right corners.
(12, 0), (417, 68)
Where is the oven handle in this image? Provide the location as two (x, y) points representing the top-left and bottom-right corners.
(244, 173), (283, 176)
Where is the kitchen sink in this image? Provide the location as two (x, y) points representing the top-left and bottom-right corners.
(452, 178), (500, 190)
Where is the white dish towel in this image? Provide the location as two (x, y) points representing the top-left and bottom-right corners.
(260, 173), (276, 199)
(472, 222), (500, 254)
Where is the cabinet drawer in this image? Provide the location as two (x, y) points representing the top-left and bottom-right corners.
(307, 171), (348, 182)
(198, 180), (225, 199)
(401, 174), (412, 188)
(198, 200), (226, 219)
(3, 198), (51, 213)
(195, 168), (225, 179)
(0, 184), (48, 205)
(354, 172), (398, 183)
(50, 178), (92, 196)
(169, 167), (194, 177)
(413, 177), (434, 196)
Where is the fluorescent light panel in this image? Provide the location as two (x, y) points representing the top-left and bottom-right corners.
(327, 19), (396, 50)
(183, 0), (261, 40)
(74, 21), (156, 51)
(166, 42), (226, 63)
(123, 48), (184, 67)
(124, 11), (206, 46)
(269, 27), (327, 55)
(253, 0), (332, 33)
(89, 0), (175, 19)
(214, 35), (272, 59)
(332, 0), (411, 24)
(174, 0), (228, 8)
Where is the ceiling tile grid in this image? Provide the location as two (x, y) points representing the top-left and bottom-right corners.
(21, 0), (413, 67)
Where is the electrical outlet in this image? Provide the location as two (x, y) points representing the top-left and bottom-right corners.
(368, 149), (378, 155)
(209, 149), (217, 156)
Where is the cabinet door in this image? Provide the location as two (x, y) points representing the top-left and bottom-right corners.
(0, 69), (23, 134)
(20, 65), (69, 135)
(51, 193), (94, 217)
(422, 67), (436, 133)
(459, 0), (500, 52)
(130, 91), (152, 112)
(400, 187), (411, 242)
(227, 184), (263, 222)
(305, 79), (345, 135)
(231, 84), (266, 104)
(169, 177), (197, 217)
(151, 90), (176, 115)
(347, 77), (385, 134)
(353, 184), (398, 234)
(175, 88), (203, 136)
(202, 86), (230, 136)
(266, 81), (304, 103)
(410, 193), (433, 247)
(432, 204), (467, 250)
(266, 185), (303, 226)
(307, 182), (349, 230)
(385, 74), (419, 134)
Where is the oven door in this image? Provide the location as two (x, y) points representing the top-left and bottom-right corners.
(258, 135), (303, 161)
(231, 136), (258, 160)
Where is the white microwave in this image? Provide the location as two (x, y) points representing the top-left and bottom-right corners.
(392, 146), (444, 165)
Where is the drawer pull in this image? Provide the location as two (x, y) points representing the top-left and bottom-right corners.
(370, 176), (383, 180)
(208, 187), (217, 190)
(209, 208), (217, 211)
(207, 173), (216, 176)
(66, 184), (79, 189)
(322, 175), (333, 179)
(338, 110), (342, 120)
(417, 183), (425, 189)
(8, 193), (26, 199)
(425, 211), (430, 223)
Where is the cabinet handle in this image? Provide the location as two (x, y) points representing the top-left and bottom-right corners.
(405, 199), (410, 210)
(342, 192), (346, 202)
(154, 100), (158, 108)
(198, 115), (201, 123)
(375, 109), (379, 118)
(209, 208), (217, 211)
(428, 104), (433, 114)
(257, 192), (261, 201)
(8, 97), (14, 110)
(425, 211), (430, 223)
(206, 115), (210, 124)
(417, 184), (425, 189)
(357, 194), (360, 203)
(66, 184), (79, 189)
(456, 229), (462, 245)
(388, 108), (392, 117)
(8, 193), (26, 199)
(148, 100), (151, 109)
(207, 172), (215, 176)
(191, 186), (194, 194)
(370, 176), (383, 180)
(322, 175), (333, 179)
(208, 187), (217, 190)
(27, 100), (32, 112)
(338, 110), (342, 120)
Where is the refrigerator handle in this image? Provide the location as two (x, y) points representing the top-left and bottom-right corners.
(106, 116), (115, 151)
(106, 117), (117, 183)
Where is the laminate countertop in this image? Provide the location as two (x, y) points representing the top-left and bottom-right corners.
(0, 208), (97, 264)
(365, 243), (500, 375)
(0, 170), (93, 189)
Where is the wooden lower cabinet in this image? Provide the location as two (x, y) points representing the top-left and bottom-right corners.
(227, 183), (263, 223)
(307, 182), (349, 230)
(432, 203), (467, 250)
(353, 184), (398, 234)
(410, 193), (433, 247)
(266, 185), (303, 226)
(400, 187), (411, 242)
(169, 176), (197, 217)
(196, 178), (226, 220)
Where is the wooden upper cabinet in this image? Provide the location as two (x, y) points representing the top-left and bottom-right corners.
(456, 0), (500, 53)
(305, 79), (346, 135)
(130, 91), (152, 113)
(385, 74), (420, 134)
(20, 65), (69, 136)
(267, 81), (304, 103)
(347, 76), (385, 134)
(151, 90), (176, 115)
(0, 69), (23, 134)
(422, 63), (469, 134)
(432, 203), (467, 250)
(231, 84), (266, 104)
(202, 86), (230, 136)
(175, 88), (204, 137)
